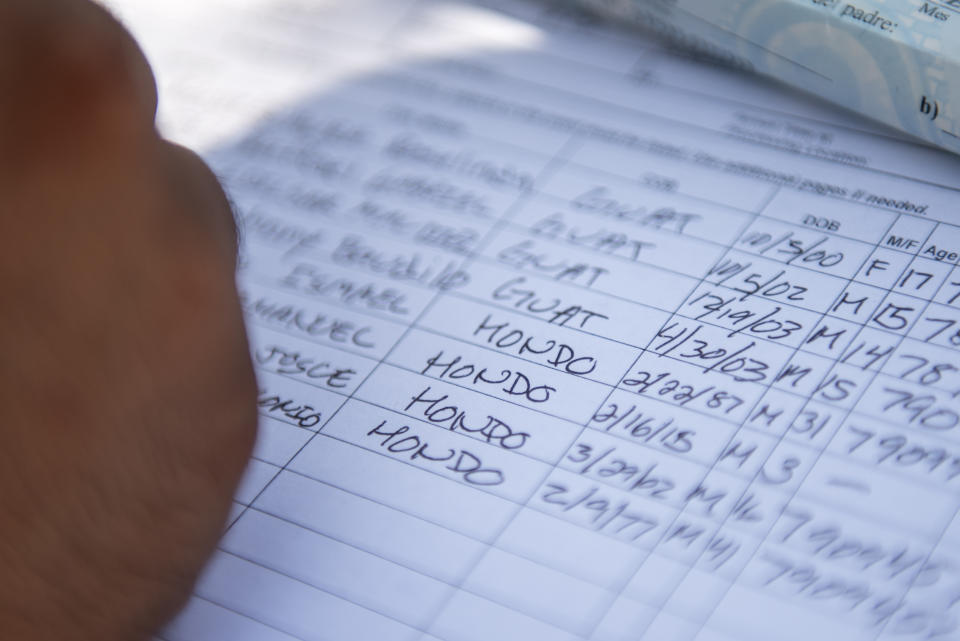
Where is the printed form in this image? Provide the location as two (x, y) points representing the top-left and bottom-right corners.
(103, 0), (960, 639)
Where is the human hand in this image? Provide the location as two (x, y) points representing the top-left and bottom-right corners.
(0, 1), (257, 639)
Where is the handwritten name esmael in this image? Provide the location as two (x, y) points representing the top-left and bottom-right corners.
(98, 0), (960, 639)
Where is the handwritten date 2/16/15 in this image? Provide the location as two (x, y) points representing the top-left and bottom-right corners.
(591, 402), (696, 454)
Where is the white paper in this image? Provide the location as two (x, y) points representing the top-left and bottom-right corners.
(102, 0), (960, 639)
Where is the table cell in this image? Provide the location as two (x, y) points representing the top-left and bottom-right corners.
(622, 553), (688, 608)
(256, 370), (346, 432)
(262, 258), (428, 321)
(589, 594), (658, 641)
(356, 363), (581, 462)
(855, 247), (913, 289)
(909, 302), (960, 350)
(256, 471), (486, 585)
(893, 255), (954, 301)
(223, 510), (453, 631)
(808, 361), (876, 411)
(567, 138), (774, 214)
(163, 597), (300, 641)
(252, 416), (313, 467)
(828, 281), (886, 324)
(743, 388), (809, 438)
(620, 352), (763, 424)
(456, 260), (672, 347)
(234, 459), (279, 506)
(358, 162), (527, 223)
(680, 282), (822, 351)
(868, 291), (925, 336)
(768, 495), (945, 593)
(662, 569), (731, 625)
(463, 547), (612, 635)
(734, 217), (872, 280)
(387, 327), (612, 423)
(933, 265), (960, 307)
(782, 400), (843, 451)
(427, 590), (583, 641)
(856, 377), (960, 440)
(882, 216), (938, 257)
(644, 320), (794, 394)
(195, 552), (419, 641)
(251, 325), (378, 396)
(482, 226), (699, 309)
(717, 485), (787, 540)
(375, 127), (545, 197)
(532, 467), (679, 549)
(762, 188), (897, 245)
(879, 341), (960, 398)
(704, 581), (875, 641)
(512, 195), (728, 278)
(418, 295), (641, 385)
(318, 400), (551, 504)
(496, 508), (647, 589)
(240, 281), (407, 360)
(589, 388), (738, 468)
(836, 326), (899, 374)
(756, 439), (818, 494)
(702, 248), (847, 313)
(289, 428), (522, 541)
(920, 225), (960, 267)
(800, 317), (859, 361)
(797, 454), (957, 541)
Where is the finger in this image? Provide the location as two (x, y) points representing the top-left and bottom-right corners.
(158, 141), (241, 265)
(89, 0), (160, 120)
(0, 0), (159, 166)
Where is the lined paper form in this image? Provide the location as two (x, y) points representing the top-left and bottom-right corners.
(101, 0), (960, 639)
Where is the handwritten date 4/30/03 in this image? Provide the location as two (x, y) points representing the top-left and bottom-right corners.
(653, 322), (770, 383)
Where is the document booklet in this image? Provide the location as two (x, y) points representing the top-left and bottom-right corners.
(102, 0), (960, 639)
